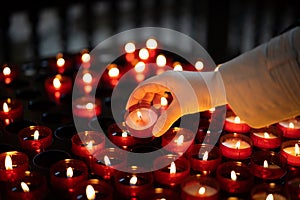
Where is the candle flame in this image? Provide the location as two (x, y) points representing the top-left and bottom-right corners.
(198, 187), (206, 195)
(231, 170), (237, 181)
(195, 61), (204, 71)
(173, 62), (183, 71)
(85, 103), (94, 110)
(175, 135), (184, 145)
(295, 143), (300, 156)
(21, 182), (30, 192)
(202, 151), (209, 161)
(146, 38), (158, 49)
(134, 61), (146, 73)
(104, 155), (111, 166)
(170, 162), (176, 174)
(124, 42), (135, 53)
(263, 160), (268, 168)
(137, 111), (142, 120)
(209, 107), (215, 113)
(160, 97), (168, 107)
(87, 141), (94, 150)
(53, 77), (61, 89)
(3, 66), (11, 75)
(86, 185), (96, 200)
(66, 167), (73, 178)
(289, 122), (295, 129)
(264, 132), (270, 138)
(266, 194), (274, 200)
(139, 48), (149, 60)
(234, 116), (241, 123)
(5, 155), (13, 170)
(3, 102), (9, 112)
(33, 130), (39, 140)
(108, 67), (120, 78)
(235, 141), (241, 149)
(56, 57), (65, 67)
(82, 72), (93, 84)
(130, 175), (138, 185)
(122, 131), (128, 137)
(156, 54), (167, 67)
(81, 53), (90, 63)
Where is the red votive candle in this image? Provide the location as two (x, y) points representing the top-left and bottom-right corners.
(219, 133), (253, 160)
(0, 64), (18, 85)
(216, 161), (254, 194)
(250, 151), (287, 181)
(224, 115), (251, 133)
(6, 171), (48, 200)
(50, 159), (89, 193)
(71, 179), (113, 200)
(161, 127), (195, 156)
(0, 98), (23, 127)
(280, 140), (300, 167)
(72, 96), (102, 119)
(138, 187), (180, 200)
(71, 131), (105, 160)
(181, 175), (220, 200)
(0, 151), (29, 182)
(277, 118), (300, 139)
(114, 166), (153, 199)
(250, 182), (289, 200)
(107, 122), (137, 149)
(185, 144), (221, 175)
(18, 125), (53, 155)
(50, 53), (73, 74)
(92, 147), (127, 180)
(75, 69), (98, 94)
(250, 126), (282, 150)
(44, 74), (72, 104)
(153, 154), (190, 188)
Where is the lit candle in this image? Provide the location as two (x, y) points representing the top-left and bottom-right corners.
(138, 187), (179, 200)
(156, 54), (167, 75)
(0, 99), (23, 126)
(173, 62), (183, 71)
(224, 116), (251, 133)
(251, 183), (288, 200)
(72, 96), (102, 119)
(75, 70), (98, 94)
(277, 118), (300, 139)
(280, 140), (300, 166)
(107, 123), (137, 149)
(139, 48), (150, 60)
(106, 64), (120, 88)
(0, 64), (17, 85)
(146, 38), (158, 58)
(124, 42), (136, 62)
(250, 127), (282, 150)
(195, 60), (204, 71)
(219, 133), (253, 160)
(51, 53), (72, 74)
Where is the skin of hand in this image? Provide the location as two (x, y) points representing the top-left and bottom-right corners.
(126, 70), (226, 137)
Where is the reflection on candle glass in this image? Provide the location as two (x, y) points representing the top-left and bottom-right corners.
(86, 185), (96, 200)
(21, 182), (30, 192)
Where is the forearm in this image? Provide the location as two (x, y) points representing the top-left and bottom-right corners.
(219, 27), (300, 128)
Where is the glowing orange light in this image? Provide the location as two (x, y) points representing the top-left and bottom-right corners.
(3, 67), (11, 76)
(53, 77), (61, 89)
(156, 55), (167, 67)
(234, 116), (241, 123)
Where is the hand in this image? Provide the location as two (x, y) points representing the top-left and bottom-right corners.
(126, 70), (226, 137)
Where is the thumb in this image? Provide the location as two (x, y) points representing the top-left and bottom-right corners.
(152, 102), (181, 137)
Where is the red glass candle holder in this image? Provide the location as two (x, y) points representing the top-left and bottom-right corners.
(280, 140), (300, 167)
(71, 179), (113, 200)
(185, 144), (221, 175)
(138, 187), (180, 200)
(71, 131), (105, 160)
(50, 159), (89, 193)
(49, 53), (73, 74)
(250, 151), (287, 181)
(18, 125), (53, 155)
(6, 171), (48, 200)
(153, 154), (190, 188)
(74, 69), (99, 94)
(92, 147), (127, 180)
(277, 118), (300, 139)
(250, 126), (282, 150)
(72, 96), (102, 119)
(114, 166), (154, 199)
(161, 127), (195, 156)
(0, 63), (18, 85)
(44, 74), (72, 104)
(250, 182), (289, 200)
(124, 102), (158, 143)
(216, 161), (254, 194)
(0, 98), (23, 127)
(224, 115), (251, 133)
(181, 175), (220, 200)
(219, 133), (253, 160)
(107, 122), (137, 150)
(0, 151), (29, 182)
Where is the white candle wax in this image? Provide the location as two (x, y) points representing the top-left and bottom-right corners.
(183, 182), (218, 197)
(253, 132), (278, 139)
(125, 108), (158, 131)
(222, 138), (250, 149)
(252, 192), (287, 200)
(283, 146), (300, 156)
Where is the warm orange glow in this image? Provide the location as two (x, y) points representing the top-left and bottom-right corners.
(81, 53), (91, 63)
(203, 151), (209, 161)
(56, 58), (65, 67)
(263, 160), (268, 168)
(264, 132), (270, 138)
(82, 72), (93, 84)
(86, 185), (96, 200)
(125, 42), (136, 53)
(33, 130), (39, 140)
(195, 61), (204, 71)
(234, 116), (241, 123)
(21, 182), (30, 192)
(295, 144), (300, 156)
(66, 167), (73, 178)
(175, 135), (184, 145)
(2, 102), (9, 113)
(198, 187), (206, 195)
(3, 66), (11, 75)
(146, 38), (158, 49)
(156, 54), (167, 67)
(266, 194), (274, 200)
(170, 162), (176, 174)
(104, 155), (111, 166)
(173, 62), (183, 71)
(130, 175), (138, 185)
(160, 97), (168, 107)
(231, 170), (237, 181)
(289, 122), (295, 129)
(108, 67), (120, 78)
(139, 48), (150, 60)
(235, 141), (241, 149)
(85, 103), (94, 110)
(53, 77), (62, 89)
(5, 155), (13, 170)
(134, 62), (146, 73)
